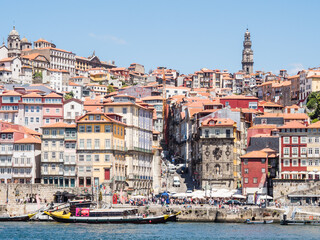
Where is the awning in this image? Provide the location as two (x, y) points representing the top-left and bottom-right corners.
(288, 195), (320, 198)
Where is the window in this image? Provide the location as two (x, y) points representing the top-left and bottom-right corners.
(36, 117), (39, 123)
(86, 155), (91, 161)
(123, 108), (127, 114)
(105, 125), (111, 132)
(308, 148), (313, 155)
(79, 139), (84, 149)
(315, 160), (319, 166)
(244, 168), (249, 174)
(262, 168), (266, 173)
(86, 126), (92, 132)
(52, 130), (57, 136)
(292, 137), (298, 144)
(79, 166), (84, 172)
(301, 137), (307, 144)
(86, 166), (91, 172)
(283, 147), (289, 156)
(94, 125), (100, 132)
(284, 159), (290, 166)
(105, 139), (111, 148)
(309, 160), (313, 166)
(86, 139), (92, 149)
(94, 139), (100, 149)
(244, 159), (248, 165)
(292, 159), (298, 166)
(215, 130), (220, 135)
(261, 159), (266, 164)
(46, 119), (49, 124)
(46, 109), (49, 113)
(244, 178), (248, 184)
(44, 130), (49, 135)
(292, 147), (298, 156)
(59, 140), (63, 147)
(309, 137), (313, 143)
(52, 164), (56, 170)
(301, 147), (307, 155)
(79, 126), (85, 132)
(316, 137), (320, 143)
(253, 178), (258, 184)
(79, 155), (84, 161)
(301, 159), (307, 166)
(52, 152), (56, 159)
(59, 152), (63, 160)
(108, 108), (114, 113)
(105, 155), (110, 162)
(52, 140), (56, 147)
(316, 148), (320, 155)
(205, 130), (209, 137)
(44, 152), (48, 160)
(283, 137), (290, 144)
(56, 109), (59, 113)
(94, 155), (99, 162)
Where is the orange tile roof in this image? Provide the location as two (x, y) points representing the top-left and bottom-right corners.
(1, 128), (21, 133)
(42, 122), (76, 128)
(1, 90), (22, 96)
(278, 121), (307, 129)
(0, 57), (14, 62)
(69, 81), (80, 86)
(308, 121), (320, 128)
(241, 150), (268, 158)
(22, 92), (42, 98)
(15, 137), (41, 144)
(0, 68), (12, 72)
(202, 118), (235, 127)
(249, 124), (277, 130)
(44, 92), (62, 98)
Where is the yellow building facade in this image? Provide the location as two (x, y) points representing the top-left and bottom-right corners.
(76, 112), (126, 191)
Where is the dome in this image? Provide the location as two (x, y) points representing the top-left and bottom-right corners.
(21, 37), (28, 43)
(9, 26), (19, 36)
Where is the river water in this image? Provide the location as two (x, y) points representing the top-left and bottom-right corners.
(0, 222), (319, 239)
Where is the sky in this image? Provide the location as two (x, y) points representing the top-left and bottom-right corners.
(0, 0), (319, 75)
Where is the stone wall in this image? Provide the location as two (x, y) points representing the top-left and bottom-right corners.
(0, 183), (93, 205)
(273, 179), (320, 203)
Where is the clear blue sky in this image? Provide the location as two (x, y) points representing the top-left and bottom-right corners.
(0, 0), (319, 75)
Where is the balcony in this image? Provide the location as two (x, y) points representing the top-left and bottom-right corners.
(0, 150), (13, 155)
(64, 161), (76, 165)
(12, 173), (32, 178)
(64, 171), (76, 176)
(12, 162), (33, 167)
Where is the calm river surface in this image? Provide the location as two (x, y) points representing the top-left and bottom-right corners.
(1, 222), (320, 239)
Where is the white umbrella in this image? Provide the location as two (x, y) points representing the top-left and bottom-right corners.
(131, 195), (146, 199)
(232, 194), (246, 199)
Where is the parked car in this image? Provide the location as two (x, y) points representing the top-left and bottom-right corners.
(173, 176), (180, 187)
(186, 189), (193, 194)
(225, 200), (243, 205)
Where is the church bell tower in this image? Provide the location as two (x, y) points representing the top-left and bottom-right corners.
(242, 29), (254, 74)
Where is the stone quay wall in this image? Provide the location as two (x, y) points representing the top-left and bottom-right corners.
(273, 179), (320, 203)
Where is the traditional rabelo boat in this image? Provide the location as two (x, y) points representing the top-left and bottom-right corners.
(45, 210), (169, 224)
(45, 200), (169, 224)
(0, 213), (36, 222)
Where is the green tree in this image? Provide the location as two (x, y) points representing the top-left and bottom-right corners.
(307, 92), (320, 121)
(64, 91), (74, 100)
(107, 85), (115, 93)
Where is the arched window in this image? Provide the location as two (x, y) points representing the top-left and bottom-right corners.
(206, 163), (209, 173)
(227, 163), (230, 172)
(215, 164), (221, 175)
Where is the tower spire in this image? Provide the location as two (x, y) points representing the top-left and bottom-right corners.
(241, 28), (254, 74)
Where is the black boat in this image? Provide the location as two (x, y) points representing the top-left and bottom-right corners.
(0, 213), (36, 222)
(45, 211), (169, 224)
(167, 211), (181, 222)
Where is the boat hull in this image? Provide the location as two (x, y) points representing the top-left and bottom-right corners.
(246, 220), (273, 224)
(50, 215), (168, 224)
(0, 213), (35, 222)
